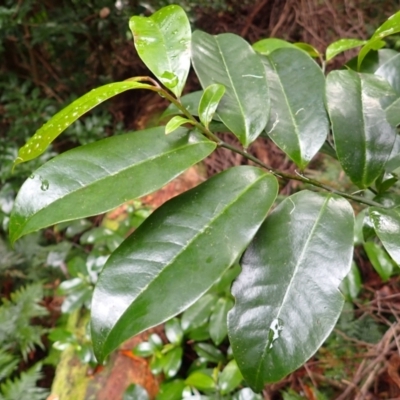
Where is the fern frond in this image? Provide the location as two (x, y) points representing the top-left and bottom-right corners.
(0, 349), (19, 382)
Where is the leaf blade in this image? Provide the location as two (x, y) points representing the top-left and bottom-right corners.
(91, 166), (278, 362)
(192, 31), (269, 147)
(228, 191), (354, 389)
(9, 127), (216, 243)
(198, 84), (226, 129)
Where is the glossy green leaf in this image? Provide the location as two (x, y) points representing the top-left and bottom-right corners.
(358, 11), (400, 69)
(165, 116), (194, 134)
(181, 294), (216, 332)
(163, 347), (183, 378)
(129, 5), (191, 97)
(293, 42), (320, 58)
(347, 49), (398, 73)
(228, 190), (354, 389)
(219, 359), (243, 395)
(385, 98), (400, 127)
(261, 48), (328, 169)
(209, 297), (233, 345)
(370, 206), (400, 265)
(14, 81), (152, 166)
(133, 341), (155, 357)
(375, 52), (400, 94)
(340, 262), (362, 301)
(124, 384), (149, 400)
(9, 127), (216, 243)
(192, 31), (269, 147)
(156, 380), (185, 400)
(91, 166), (278, 361)
(326, 39), (366, 61)
(185, 371), (215, 391)
(252, 38), (296, 55)
(188, 325), (211, 342)
(194, 343), (225, 364)
(326, 70), (397, 188)
(198, 84), (226, 129)
(165, 318), (183, 345)
(363, 241), (394, 281)
(232, 388), (263, 400)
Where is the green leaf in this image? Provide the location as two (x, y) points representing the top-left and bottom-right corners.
(9, 127), (216, 243)
(326, 70), (397, 188)
(370, 206), (400, 265)
(219, 359), (243, 395)
(326, 39), (366, 61)
(358, 11), (400, 69)
(340, 262), (362, 301)
(198, 84), (226, 129)
(375, 52), (400, 95)
(13, 81), (152, 166)
(209, 297), (233, 345)
(165, 318), (184, 345)
(124, 384), (149, 400)
(181, 294), (216, 332)
(261, 48), (328, 169)
(129, 5), (191, 97)
(194, 343), (225, 364)
(163, 346), (183, 378)
(232, 388), (263, 400)
(185, 371), (215, 391)
(293, 42), (320, 58)
(385, 98), (400, 127)
(252, 38), (296, 55)
(228, 190), (354, 389)
(165, 116), (194, 134)
(156, 380), (185, 400)
(91, 166), (278, 362)
(363, 241), (394, 281)
(192, 31), (269, 147)
(133, 341), (155, 357)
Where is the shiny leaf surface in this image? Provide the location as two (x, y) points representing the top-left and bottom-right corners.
(10, 127), (216, 243)
(326, 38), (366, 61)
(181, 294), (216, 332)
(14, 81), (152, 166)
(340, 262), (362, 301)
(370, 206), (400, 265)
(228, 191), (354, 389)
(261, 48), (328, 169)
(209, 297), (233, 345)
(375, 51), (400, 94)
(192, 31), (269, 147)
(364, 241), (393, 281)
(129, 5), (191, 97)
(326, 70), (397, 188)
(198, 84), (226, 129)
(219, 360), (243, 395)
(293, 42), (320, 58)
(252, 38), (296, 55)
(91, 166), (278, 361)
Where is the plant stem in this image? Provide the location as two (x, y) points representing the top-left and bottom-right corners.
(143, 80), (385, 209)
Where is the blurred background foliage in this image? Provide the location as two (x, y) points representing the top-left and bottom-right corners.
(1, 0), (400, 399)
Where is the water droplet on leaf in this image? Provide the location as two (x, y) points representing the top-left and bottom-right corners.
(40, 179), (49, 191)
(266, 318), (284, 352)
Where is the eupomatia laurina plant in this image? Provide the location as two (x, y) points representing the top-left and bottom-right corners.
(9, 5), (400, 392)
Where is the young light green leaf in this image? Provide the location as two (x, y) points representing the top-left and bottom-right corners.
(185, 371), (215, 391)
(181, 294), (216, 332)
(194, 343), (225, 364)
(198, 84), (226, 129)
(293, 42), (320, 58)
(192, 31), (269, 147)
(228, 191), (354, 389)
(340, 262), (362, 301)
(326, 39), (366, 61)
(9, 127), (216, 244)
(358, 11), (400, 69)
(369, 206), (400, 265)
(165, 116), (194, 134)
(364, 241), (394, 281)
(209, 297), (233, 345)
(326, 70), (397, 188)
(156, 380), (185, 400)
(91, 166), (278, 362)
(219, 360), (243, 395)
(14, 81), (152, 166)
(261, 48), (329, 169)
(165, 318), (184, 345)
(163, 347), (183, 378)
(129, 5), (191, 97)
(252, 38), (296, 55)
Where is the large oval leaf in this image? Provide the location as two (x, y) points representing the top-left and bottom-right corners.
(191, 31), (269, 147)
(129, 5), (191, 98)
(228, 190), (354, 390)
(326, 70), (397, 188)
(9, 127), (216, 243)
(14, 81), (152, 166)
(91, 166), (278, 362)
(261, 48), (329, 169)
(370, 206), (400, 265)
(375, 51), (400, 95)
